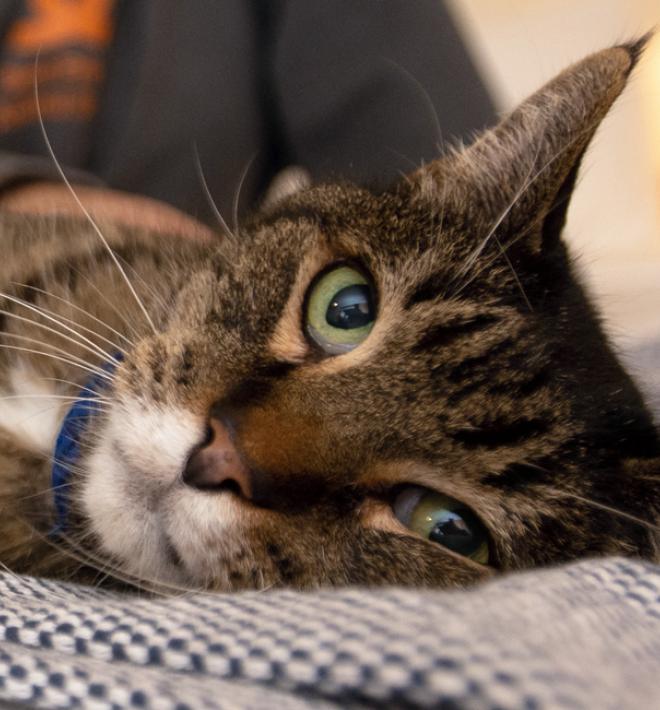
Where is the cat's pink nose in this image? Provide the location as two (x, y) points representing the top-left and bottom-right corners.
(182, 418), (252, 498)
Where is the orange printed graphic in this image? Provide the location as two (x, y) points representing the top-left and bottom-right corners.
(0, 1), (116, 131)
(6, 0), (115, 52)
(1, 55), (103, 93)
(0, 91), (97, 133)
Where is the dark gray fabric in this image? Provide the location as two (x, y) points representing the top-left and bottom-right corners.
(272, 1), (493, 186)
(0, 558), (658, 708)
(0, 1), (21, 44)
(95, 0), (495, 223)
(0, 0), (495, 225)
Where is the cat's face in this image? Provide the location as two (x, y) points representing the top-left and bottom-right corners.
(76, 41), (659, 590)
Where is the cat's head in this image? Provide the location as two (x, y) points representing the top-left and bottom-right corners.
(76, 39), (660, 590)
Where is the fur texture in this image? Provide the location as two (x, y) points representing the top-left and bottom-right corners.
(0, 41), (657, 591)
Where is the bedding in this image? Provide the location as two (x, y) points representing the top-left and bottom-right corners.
(0, 557), (657, 708)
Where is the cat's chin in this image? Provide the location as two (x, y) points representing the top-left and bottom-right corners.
(80, 396), (246, 589)
(160, 489), (252, 586)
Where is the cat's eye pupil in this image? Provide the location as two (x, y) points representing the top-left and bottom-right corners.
(429, 509), (481, 558)
(326, 284), (373, 330)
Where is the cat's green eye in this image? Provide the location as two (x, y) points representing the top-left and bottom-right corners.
(305, 265), (376, 354)
(393, 487), (490, 564)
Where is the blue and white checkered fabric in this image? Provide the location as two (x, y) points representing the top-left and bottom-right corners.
(0, 557), (658, 708)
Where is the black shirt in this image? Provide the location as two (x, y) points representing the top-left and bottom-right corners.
(0, 0), (494, 224)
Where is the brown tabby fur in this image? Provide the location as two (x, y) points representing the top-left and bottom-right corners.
(0, 40), (657, 590)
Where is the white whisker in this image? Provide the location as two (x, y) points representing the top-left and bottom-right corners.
(0, 305), (114, 371)
(232, 153), (257, 239)
(42, 376), (116, 400)
(383, 58), (444, 153)
(1, 331), (112, 379)
(451, 123), (597, 300)
(68, 265), (142, 342)
(15, 522), (167, 596)
(59, 534), (200, 596)
(454, 219), (543, 300)
(12, 281), (133, 350)
(0, 342), (114, 381)
(0, 291), (118, 362)
(193, 143), (235, 240)
(0, 394), (110, 404)
(115, 253), (169, 316)
(556, 490), (660, 534)
(453, 143), (542, 285)
(493, 234), (533, 312)
(34, 52), (157, 335)
(47, 455), (87, 474)
(18, 483), (74, 504)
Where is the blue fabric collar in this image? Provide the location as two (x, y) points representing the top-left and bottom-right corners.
(51, 355), (122, 536)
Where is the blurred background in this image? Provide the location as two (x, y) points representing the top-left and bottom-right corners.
(446, 0), (660, 409)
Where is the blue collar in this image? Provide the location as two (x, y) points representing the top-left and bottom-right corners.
(51, 355), (122, 536)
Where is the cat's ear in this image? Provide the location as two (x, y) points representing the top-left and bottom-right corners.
(261, 167), (311, 211)
(414, 37), (649, 251)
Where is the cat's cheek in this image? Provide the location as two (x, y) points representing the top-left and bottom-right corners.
(79, 399), (206, 583)
(80, 439), (176, 582)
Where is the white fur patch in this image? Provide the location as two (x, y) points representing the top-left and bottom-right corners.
(82, 397), (209, 582)
(0, 366), (66, 454)
(108, 398), (204, 484)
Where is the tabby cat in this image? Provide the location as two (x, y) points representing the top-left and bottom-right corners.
(0, 40), (657, 591)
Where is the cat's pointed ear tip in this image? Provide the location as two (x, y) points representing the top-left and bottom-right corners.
(621, 31), (655, 72)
